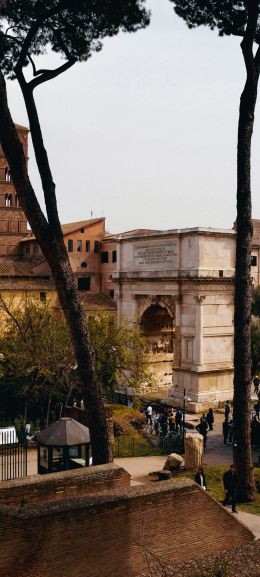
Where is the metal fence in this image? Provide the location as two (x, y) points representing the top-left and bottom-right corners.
(113, 433), (183, 458)
(0, 429), (27, 481)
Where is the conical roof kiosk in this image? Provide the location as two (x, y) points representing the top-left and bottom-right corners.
(37, 417), (91, 474)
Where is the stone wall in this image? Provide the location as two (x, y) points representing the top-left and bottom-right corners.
(0, 476), (253, 577)
(0, 463), (129, 508)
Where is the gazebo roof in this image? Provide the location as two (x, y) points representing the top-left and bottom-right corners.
(37, 418), (90, 447)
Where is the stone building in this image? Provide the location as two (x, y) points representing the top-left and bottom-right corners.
(1, 125), (260, 411)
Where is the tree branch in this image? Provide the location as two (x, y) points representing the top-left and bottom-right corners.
(241, 0), (259, 81)
(29, 58), (76, 90)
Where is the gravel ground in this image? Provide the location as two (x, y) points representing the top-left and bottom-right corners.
(139, 540), (260, 577)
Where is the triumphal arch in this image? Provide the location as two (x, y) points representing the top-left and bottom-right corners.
(113, 227), (235, 412)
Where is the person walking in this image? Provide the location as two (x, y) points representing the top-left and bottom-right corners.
(222, 464), (238, 513)
(194, 466), (207, 490)
(223, 417), (229, 445)
(175, 408), (183, 432)
(197, 417), (208, 451)
(146, 405), (153, 426)
(228, 419), (234, 444)
(206, 408), (214, 431)
(224, 401), (231, 419)
(254, 400), (260, 421)
(253, 375), (260, 395)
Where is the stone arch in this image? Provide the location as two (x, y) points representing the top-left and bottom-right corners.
(140, 302), (175, 356)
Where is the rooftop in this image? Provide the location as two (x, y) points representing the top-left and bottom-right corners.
(22, 218), (105, 242)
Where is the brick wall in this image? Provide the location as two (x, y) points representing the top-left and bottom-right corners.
(0, 477), (253, 577)
(0, 463), (130, 508)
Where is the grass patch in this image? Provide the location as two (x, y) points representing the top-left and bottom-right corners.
(178, 465), (260, 515)
(112, 433), (163, 457)
(106, 403), (146, 436)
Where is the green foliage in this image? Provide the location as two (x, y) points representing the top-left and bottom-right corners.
(0, 296), (76, 408)
(0, 0), (150, 79)
(0, 301), (153, 417)
(169, 1), (257, 40)
(88, 315), (154, 396)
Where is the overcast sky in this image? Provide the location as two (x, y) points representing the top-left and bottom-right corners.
(6, 0), (260, 233)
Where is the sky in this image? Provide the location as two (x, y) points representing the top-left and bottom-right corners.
(6, 0), (260, 234)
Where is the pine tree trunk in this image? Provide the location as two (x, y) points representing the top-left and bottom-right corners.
(233, 62), (257, 501)
(0, 72), (112, 465)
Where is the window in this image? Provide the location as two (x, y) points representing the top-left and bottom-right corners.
(251, 255), (257, 267)
(219, 270), (223, 278)
(109, 289), (114, 299)
(78, 277), (90, 291)
(40, 292), (46, 301)
(101, 251), (109, 264)
(80, 228), (85, 233)
(94, 240), (100, 253)
(81, 262), (87, 268)
(4, 167), (11, 182)
(33, 244), (39, 255)
(86, 240), (90, 252)
(25, 244), (30, 255)
(77, 240), (82, 252)
(5, 194), (11, 207)
(68, 239), (73, 252)
(112, 250), (117, 263)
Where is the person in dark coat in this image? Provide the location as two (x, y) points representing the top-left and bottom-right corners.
(197, 417), (208, 451)
(194, 466), (207, 490)
(222, 464), (238, 513)
(175, 408), (183, 432)
(253, 376), (260, 395)
(223, 417), (229, 445)
(224, 401), (231, 419)
(206, 408), (214, 431)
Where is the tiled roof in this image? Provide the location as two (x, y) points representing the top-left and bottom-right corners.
(80, 293), (117, 311)
(105, 228), (160, 240)
(15, 123), (29, 132)
(21, 218), (105, 242)
(0, 257), (48, 277)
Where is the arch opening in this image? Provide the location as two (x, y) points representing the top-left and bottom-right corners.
(141, 304), (175, 355)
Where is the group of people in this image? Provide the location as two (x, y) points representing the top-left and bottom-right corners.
(145, 405), (183, 437)
(195, 464), (238, 513)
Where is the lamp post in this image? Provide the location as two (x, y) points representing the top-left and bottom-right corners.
(182, 388), (191, 454)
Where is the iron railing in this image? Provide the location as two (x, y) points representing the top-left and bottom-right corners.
(0, 429), (27, 481)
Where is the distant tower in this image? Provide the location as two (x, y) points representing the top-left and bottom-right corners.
(0, 124), (29, 256)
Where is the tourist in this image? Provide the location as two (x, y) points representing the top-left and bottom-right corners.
(206, 408), (214, 431)
(146, 405), (153, 425)
(254, 400), (260, 421)
(223, 417), (229, 445)
(158, 411), (168, 437)
(222, 464), (238, 513)
(175, 408), (183, 432)
(224, 400), (231, 419)
(194, 466), (207, 490)
(197, 417), (208, 451)
(169, 412), (175, 433)
(253, 375), (260, 395)
(228, 419), (234, 444)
